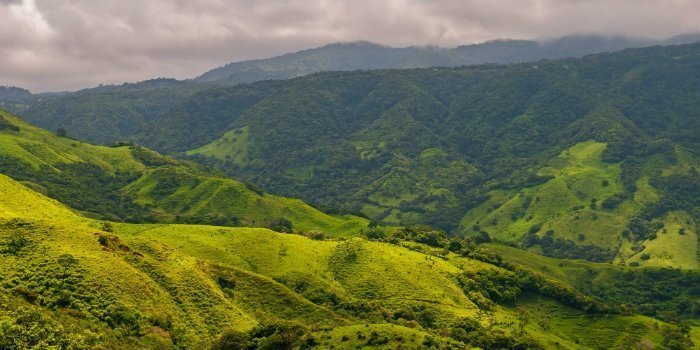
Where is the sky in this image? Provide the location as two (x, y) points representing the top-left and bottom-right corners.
(1, 0), (699, 92)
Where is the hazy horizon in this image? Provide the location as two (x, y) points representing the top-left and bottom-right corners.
(2, 0), (699, 92)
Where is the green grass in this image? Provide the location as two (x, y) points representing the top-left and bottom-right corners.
(0, 172), (693, 349)
(0, 109), (368, 235)
(186, 126), (251, 165)
(0, 110), (144, 172)
(625, 211), (698, 269)
(461, 141), (626, 248)
(311, 323), (437, 349)
(1, 112), (697, 349)
(461, 141), (700, 269)
(510, 295), (666, 350)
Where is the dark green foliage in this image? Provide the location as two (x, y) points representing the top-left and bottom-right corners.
(0, 115), (19, 132)
(661, 324), (695, 350)
(457, 267), (607, 313)
(0, 156), (148, 222)
(363, 228), (385, 240)
(23, 79), (204, 145)
(244, 182), (265, 196)
(15, 43), (700, 232)
(174, 44), (700, 231)
(569, 268), (700, 320)
(527, 224), (542, 235)
(129, 145), (179, 167)
(0, 307), (95, 349)
(522, 234), (614, 262)
(211, 329), (250, 350)
(247, 321), (308, 350)
(267, 218), (293, 233)
(601, 192), (627, 210)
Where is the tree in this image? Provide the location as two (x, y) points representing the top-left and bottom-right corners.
(211, 330), (250, 350)
(57, 253), (78, 277)
(56, 128), (68, 138)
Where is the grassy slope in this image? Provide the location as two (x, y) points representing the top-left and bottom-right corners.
(186, 126), (251, 166)
(0, 173), (686, 349)
(461, 141), (699, 269)
(0, 109), (367, 236)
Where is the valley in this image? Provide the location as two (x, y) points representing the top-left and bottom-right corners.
(0, 27), (698, 349)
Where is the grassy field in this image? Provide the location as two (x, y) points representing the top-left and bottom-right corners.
(0, 172), (694, 349)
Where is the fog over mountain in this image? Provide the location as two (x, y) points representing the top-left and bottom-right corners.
(1, 0), (699, 91)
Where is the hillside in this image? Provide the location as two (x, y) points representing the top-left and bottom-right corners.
(137, 42), (700, 256)
(14, 43), (700, 265)
(0, 110), (367, 235)
(195, 34), (699, 85)
(0, 172), (697, 349)
(15, 34), (699, 146)
(17, 79), (205, 145)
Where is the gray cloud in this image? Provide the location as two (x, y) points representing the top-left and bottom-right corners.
(1, 0), (698, 92)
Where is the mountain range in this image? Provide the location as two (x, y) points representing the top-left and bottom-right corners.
(0, 108), (698, 349)
(1, 34), (699, 349)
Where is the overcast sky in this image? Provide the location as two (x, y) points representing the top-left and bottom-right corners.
(1, 0), (698, 92)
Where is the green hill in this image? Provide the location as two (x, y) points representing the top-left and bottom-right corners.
(10, 43), (700, 265)
(460, 140), (698, 268)
(0, 172), (696, 349)
(16, 36), (699, 147)
(150, 43), (700, 244)
(0, 109), (367, 236)
(197, 35), (697, 85)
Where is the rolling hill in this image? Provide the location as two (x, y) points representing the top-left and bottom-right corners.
(1, 38), (699, 350)
(141, 42), (700, 263)
(11, 43), (700, 266)
(0, 166), (697, 349)
(0, 109), (367, 236)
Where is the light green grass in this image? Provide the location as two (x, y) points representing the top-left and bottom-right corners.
(0, 110), (144, 173)
(0, 135), (691, 349)
(462, 141), (626, 249)
(0, 110), (368, 236)
(186, 126), (251, 165)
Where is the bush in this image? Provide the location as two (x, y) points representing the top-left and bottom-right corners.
(364, 228), (385, 240)
(601, 193), (627, 210)
(528, 224), (542, 235)
(101, 222), (114, 232)
(211, 329), (250, 350)
(304, 230), (326, 240)
(267, 218), (293, 233)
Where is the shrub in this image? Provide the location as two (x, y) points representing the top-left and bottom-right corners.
(101, 222), (114, 232)
(304, 230), (326, 240)
(211, 329), (250, 350)
(4, 233), (30, 255)
(267, 218), (293, 233)
(528, 224), (542, 235)
(364, 228), (385, 240)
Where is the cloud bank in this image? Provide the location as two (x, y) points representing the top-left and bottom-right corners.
(1, 0), (698, 91)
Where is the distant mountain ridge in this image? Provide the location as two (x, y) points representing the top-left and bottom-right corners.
(196, 33), (700, 85)
(13, 33), (700, 146)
